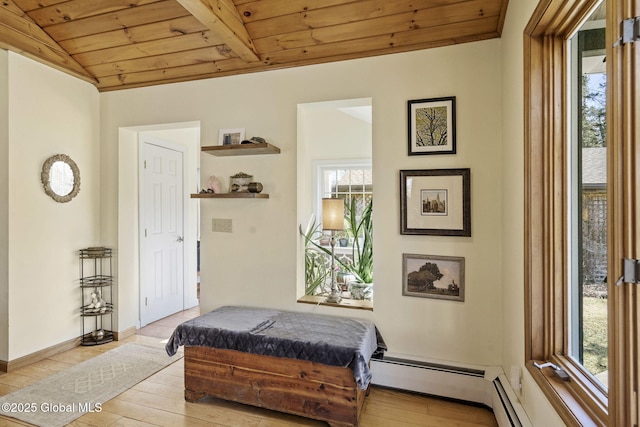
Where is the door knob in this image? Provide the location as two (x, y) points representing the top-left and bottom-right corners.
(177, 236), (183, 242)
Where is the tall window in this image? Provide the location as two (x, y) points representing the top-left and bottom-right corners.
(568, 2), (608, 386)
(526, 0), (639, 424)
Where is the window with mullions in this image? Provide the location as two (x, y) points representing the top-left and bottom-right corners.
(317, 163), (373, 221)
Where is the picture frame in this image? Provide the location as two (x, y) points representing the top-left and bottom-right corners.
(402, 253), (465, 301)
(408, 96), (456, 155)
(400, 168), (470, 236)
(218, 128), (245, 145)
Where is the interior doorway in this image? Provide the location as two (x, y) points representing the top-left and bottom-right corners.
(139, 136), (186, 325)
(118, 122), (200, 330)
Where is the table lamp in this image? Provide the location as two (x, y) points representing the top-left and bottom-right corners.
(322, 198), (344, 303)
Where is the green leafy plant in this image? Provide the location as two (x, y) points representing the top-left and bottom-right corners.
(299, 198), (373, 288)
(299, 216), (332, 295)
(345, 198), (373, 284)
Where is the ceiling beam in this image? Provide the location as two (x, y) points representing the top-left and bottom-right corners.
(0, 1), (97, 84)
(176, 0), (260, 62)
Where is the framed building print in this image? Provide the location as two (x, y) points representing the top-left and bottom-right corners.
(400, 168), (470, 236)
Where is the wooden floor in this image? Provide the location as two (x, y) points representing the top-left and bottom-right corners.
(0, 307), (498, 427)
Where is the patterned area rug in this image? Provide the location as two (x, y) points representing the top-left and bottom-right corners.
(0, 343), (182, 427)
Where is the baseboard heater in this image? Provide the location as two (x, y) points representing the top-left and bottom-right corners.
(370, 356), (490, 406)
(492, 374), (532, 427)
(370, 357), (532, 427)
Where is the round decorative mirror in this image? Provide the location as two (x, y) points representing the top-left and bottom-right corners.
(41, 154), (80, 203)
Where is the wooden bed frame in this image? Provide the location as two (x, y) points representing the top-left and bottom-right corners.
(184, 346), (367, 427)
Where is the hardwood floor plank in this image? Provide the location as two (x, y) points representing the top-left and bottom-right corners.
(100, 399), (224, 427)
(0, 383), (19, 395)
(67, 409), (122, 426)
(0, 309), (498, 427)
(0, 372), (37, 389)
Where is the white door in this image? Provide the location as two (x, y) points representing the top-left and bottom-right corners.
(140, 137), (185, 326)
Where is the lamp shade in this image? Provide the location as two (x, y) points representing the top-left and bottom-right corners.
(322, 198), (344, 230)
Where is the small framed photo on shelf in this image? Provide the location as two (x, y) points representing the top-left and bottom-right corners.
(218, 128), (245, 145)
(402, 253), (465, 302)
(408, 96), (456, 155)
(400, 168), (470, 236)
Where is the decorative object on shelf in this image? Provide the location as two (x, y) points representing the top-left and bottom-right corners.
(241, 136), (267, 144)
(86, 289), (107, 312)
(402, 253), (465, 301)
(192, 141), (279, 199)
(207, 175), (224, 193)
(41, 154), (81, 203)
(408, 96), (456, 155)
(91, 329), (105, 340)
(229, 172), (253, 192)
(322, 197), (344, 304)
(247, 182), (263, 193)
(79, 247), (114, 345)
(218, 128), (245, 145)
(400, 168), (471, 236)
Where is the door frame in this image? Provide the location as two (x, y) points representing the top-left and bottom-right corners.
(116, 121), (200, 335)
(138, 135), (189, 327)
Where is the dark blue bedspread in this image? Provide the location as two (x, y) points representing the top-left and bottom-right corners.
(165, 306), (386, 390)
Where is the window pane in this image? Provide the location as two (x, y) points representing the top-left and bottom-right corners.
(306, 164), (373, 299)
(569, 1), (608, 388)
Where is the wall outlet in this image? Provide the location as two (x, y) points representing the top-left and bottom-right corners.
(212, 218), (232, 233)
(510, 366), (522, 391)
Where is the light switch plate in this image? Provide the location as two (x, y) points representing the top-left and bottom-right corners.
(212, 218), (232, 233)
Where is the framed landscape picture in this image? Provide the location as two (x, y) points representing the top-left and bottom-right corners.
(402, 253), (465, 301)
(400, 168), (470, 236)
(408, 96), (456, 155)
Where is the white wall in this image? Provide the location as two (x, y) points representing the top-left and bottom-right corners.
(0, 50), (9, 361)
(102, 39), (503, 367)
(4, 53), (100, 360)
(500, 0), (564, 425)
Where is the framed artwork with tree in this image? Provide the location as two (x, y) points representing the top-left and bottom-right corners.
(402, 253), (465, 301)
(408, 97), (456, 155)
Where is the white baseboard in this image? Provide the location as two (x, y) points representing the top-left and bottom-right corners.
(370, 356), (532, 427)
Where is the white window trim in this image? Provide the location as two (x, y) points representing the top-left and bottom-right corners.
(312, 158), (372, 224)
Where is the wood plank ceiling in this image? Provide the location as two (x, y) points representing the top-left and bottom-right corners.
(0, 0), (509, 92)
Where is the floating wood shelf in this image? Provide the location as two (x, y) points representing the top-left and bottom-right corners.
(191, 193), (269, 199)
(201, 143), (281, 156)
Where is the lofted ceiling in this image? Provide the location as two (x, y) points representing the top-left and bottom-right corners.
(0, 0), (509, 92)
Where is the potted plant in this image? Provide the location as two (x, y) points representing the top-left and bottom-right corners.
(344, 198), (373, 284)
(336, 230), (349, 247)
(299, 216), (331, 296)
(299, 198), (373, 299)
